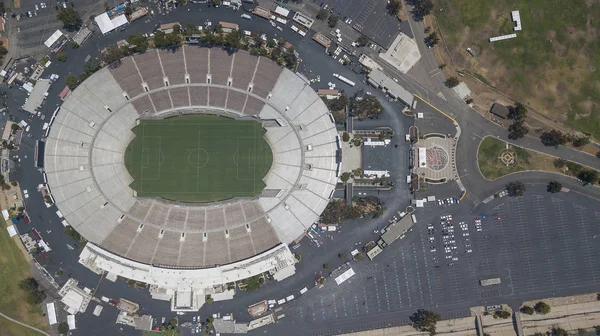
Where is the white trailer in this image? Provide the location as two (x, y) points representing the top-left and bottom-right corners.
(333, 73), (355, 87)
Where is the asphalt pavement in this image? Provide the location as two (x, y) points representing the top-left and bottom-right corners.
(4, 1), (600, 336)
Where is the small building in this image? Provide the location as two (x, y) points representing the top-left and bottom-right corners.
(380, 215), (414, 246)
(379, 33), (421, 74)
(46, 302), (58, 325)
(129, 7), (148, 22)
(274, 5), (290, 18)
(252, 6), (271, 20)
(490, 103), (510, 119)
(213, 318), (249, 334)
(67, 315), (76, 330)
(159, 22), (181, 34)
(366, 244), (383, 260)
(219, 21), (239, 33)
(292, 11), (314, 29)
(22, 79), (52, 114)
(44, 30), (68, 52)
(248, 300), (268, 317)
(72, 26), (92, 46)
(511, 10), (522, 31)
(59, 278), (92, 314)
(366, 68), (414, 106)
(117, 298), (140, 314)
(317, 89), (340, 99)
(312, 32), (331, 48)
(95, 12), (129, 35)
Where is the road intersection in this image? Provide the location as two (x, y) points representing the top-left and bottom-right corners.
(3, 1), (600, 335)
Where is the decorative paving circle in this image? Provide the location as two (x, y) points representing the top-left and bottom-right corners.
(426, 146), (449, 171)
(498, 149), (516, 166)
(188, 148), (209, 168)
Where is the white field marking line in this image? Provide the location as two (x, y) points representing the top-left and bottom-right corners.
(140, 124), (145, 192)
(140, 136), (162, 181)
(197, 130), (201, 193)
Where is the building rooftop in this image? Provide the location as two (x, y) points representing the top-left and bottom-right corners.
(379, 33), (421, 74)
(381, 215), (414, 245)
(22, 79), (51, 113)
(490, 103), (510, 119)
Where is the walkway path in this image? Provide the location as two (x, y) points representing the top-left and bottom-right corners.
(0, 311), (50, 336)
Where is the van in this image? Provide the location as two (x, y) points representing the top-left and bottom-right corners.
(241, 14), (252, 20)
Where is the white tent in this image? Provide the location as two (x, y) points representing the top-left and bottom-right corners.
(95, 13), (129, 34)
(44, 30), (64, 48)
(334, 268), (355, 285)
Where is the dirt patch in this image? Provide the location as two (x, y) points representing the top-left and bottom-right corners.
(13, 0), (20, 8)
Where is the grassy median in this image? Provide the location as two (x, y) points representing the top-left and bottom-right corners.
(477, 136), (562, 180)
(0, 219), (48, 335)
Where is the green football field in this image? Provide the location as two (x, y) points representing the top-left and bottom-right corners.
(124, 115), (273, 202)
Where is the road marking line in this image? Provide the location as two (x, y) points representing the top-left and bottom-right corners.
(413, 94), (457, 123)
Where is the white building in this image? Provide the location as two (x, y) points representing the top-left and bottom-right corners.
(79, 243), (297, 312)
(58, 278), (92, 314)
(95, 12), (129, 34)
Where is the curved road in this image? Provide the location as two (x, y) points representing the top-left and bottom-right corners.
(0, 311), (50, 336)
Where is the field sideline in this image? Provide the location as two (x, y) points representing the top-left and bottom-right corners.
(125, 115), (273, 203)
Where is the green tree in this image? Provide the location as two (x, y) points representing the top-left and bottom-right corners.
(70, 41), (79, 49)
(444, 76), (459, 88)
(554, 158), (567, 168)
(550, 327), (568, 336)
(594, 325), (600, 335)
(338, 253), (345, 259)
(58, 322), (69, 334)
(342, 132), (350, 142)
(572, 136), (590, 147)
(328, 14), (339, 28)
(56, 53), (67, 62)
(508, 102), (527, 121)
(356, 35), (369, 47)
(540, 129), (567, 147)
(506, 181), (526, 197)
(316, 8), (328, 20)
(294, 253), (301, 261)
(127, 33), (149, 52)
(520, 305), (534, 315)
(407, 0), (433, 21)
(427, 31), (439, 46)
(124, 4), (133, 16)
(387, 0), (402, 15)
(102, 45), (126, 64)
(578, 169), (598, 185)
(323, 263), (329, 270)
(184, 23), (200, 36)
(83, 59), (102, 75)
(534, 301), (551, 315)
(410, 309), (441, 335)
(340, 172), (351, 183)
(547, 181), (562, 193)
(493, 310), (511, 319)
(351, 91), (383, 119)
(65, 75), (79, 90)
(0, 46), (7, 56)
(57, 7), (81, 30)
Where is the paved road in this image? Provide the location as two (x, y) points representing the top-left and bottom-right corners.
(4, 1), (600, 336)
(0, 311), (50, 336)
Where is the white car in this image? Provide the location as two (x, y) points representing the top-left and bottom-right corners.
(276, 26), (283, 31)
(270, 21), (276, 27)
(286, 295), (295, 301)
(193, 316), (196, 322)
(35, 5), (39, 10)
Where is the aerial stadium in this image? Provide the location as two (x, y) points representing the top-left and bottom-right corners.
(44, 46), (339, 310)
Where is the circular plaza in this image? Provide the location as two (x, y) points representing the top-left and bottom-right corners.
(44, 46), (339, 271)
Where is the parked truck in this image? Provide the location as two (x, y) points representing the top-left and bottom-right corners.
(333, 73), (355, 87)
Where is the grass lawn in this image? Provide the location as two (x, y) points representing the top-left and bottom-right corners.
(0, 220), (48, 335)
(477, 136), (562, 180)
(125, 115), (273, 203)
(434, 0), (600, 137)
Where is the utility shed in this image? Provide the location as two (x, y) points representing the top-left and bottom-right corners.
(490, 103), (510, 119)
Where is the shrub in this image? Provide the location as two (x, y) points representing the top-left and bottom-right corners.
(534, 301), (550, 315)
(342, 132), (350, 142)
(520, 305), (534, 315)
(323, 263), (329, 270)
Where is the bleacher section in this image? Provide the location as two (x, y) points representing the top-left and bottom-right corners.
(45, 46), (338, 268)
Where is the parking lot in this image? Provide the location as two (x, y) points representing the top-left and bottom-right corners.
(316, 0), (404, 48)
(13, 0), (104, 57)
(265, 186), (600, 335)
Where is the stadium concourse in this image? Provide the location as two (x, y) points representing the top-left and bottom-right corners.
(44, 46), (339, 311)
